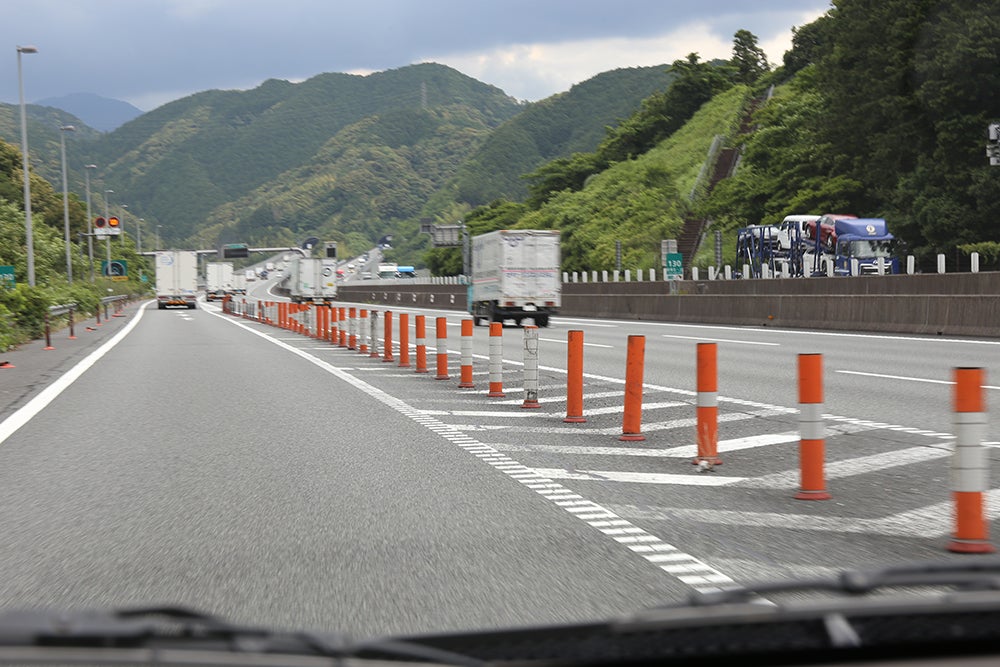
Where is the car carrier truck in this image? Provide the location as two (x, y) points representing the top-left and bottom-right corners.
(468, 229), (561, 327)
(156, 250), (199, 309)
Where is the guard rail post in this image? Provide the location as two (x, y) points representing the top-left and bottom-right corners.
(487, 322), (505, 397)
(458, 319), (474, 387)
(693, 342), (721, 465)
(796, 353), (830, 500)
(522, 325), (541, 408)
(948, 367), (994, 553)
(620, 335), (645, 441)
(68, 305), (76, 340)
(43, 311), (54, 350)
(564, 330), (586, 423)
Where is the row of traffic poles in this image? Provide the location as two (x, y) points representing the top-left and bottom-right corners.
(249, 303), (994, 553)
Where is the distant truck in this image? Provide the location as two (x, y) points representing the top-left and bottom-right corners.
(155, 250), (199, 309)
(377, 263), (399, 279)
(469, 229), (561, 327)
(230, 272), (247, 295)
(205, 262), (233, 301)
(288, 256), (338, 303)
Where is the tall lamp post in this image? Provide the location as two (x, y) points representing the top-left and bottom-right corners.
(17, 45), (38, 286)
(59, 124), (76, 284)
(156, 225), (162, 251)
(120, 204), (128, 246)
(84, 164), (97, 282)
(104, 190), (113, 277)
(137, 218), (144, 253)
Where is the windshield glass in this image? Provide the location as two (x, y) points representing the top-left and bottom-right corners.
(843, 239), (895, 258)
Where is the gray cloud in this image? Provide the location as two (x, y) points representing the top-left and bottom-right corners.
(4, 0), (829, 110)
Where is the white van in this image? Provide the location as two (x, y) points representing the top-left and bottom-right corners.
(777, 214), (820, 250)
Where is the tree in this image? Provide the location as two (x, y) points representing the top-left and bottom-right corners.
(731, 30), (770, 84)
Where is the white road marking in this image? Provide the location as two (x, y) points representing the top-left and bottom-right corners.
(607, 488), (1000, 538)
(207, 306), (740, 594)
(739, 446), (951, 489)
(837, 369), (1000, 390)
(0, 301), (150, 446)
(661, 334), (779, 346)
(531, 467), (745, 486)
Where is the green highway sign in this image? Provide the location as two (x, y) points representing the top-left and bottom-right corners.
(664, 252), (683, 279)
(0, 265), (15, 289)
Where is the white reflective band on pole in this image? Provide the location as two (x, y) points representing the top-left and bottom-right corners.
(798, 402), (825, 441)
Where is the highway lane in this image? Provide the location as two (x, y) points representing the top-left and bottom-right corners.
(8, 290), (995, 640)
(0, 300), (683, 639)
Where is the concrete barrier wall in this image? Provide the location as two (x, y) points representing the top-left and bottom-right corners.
(337, 272), (1000, 337)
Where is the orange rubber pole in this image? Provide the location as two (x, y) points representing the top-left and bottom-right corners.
(338, 307), (347, 347)
(795, 353), (830, 499)
(415, 315), (428, 373)
(434, 316), (450, 380)
(948, 367), (993, 553)
(564, 330), (586, 423)
(694, 342), (721, 465)
(359, 309), (368, 354)
(383, 311), (395, 362)
(348, 307), (357, 349)
(458, 319), (474, 387)
(398, 313), (410, 368)
(487, 322), (505, 397)
(620, 335), (645, 441)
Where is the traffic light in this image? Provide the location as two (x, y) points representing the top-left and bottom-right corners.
(94, 216), (106, 229)
(222, 243), (249, 259)
(106, 216), (122, 235)
(324, 242), (337, 258)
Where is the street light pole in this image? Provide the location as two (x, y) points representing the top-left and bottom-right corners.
(17, 45), (38, 287)
(156, 225), (162, 251)
(138, 218), (143, 254)
(59, 124), (76, 284)
(121, 204), (128, 247)
(84, 164), (96, 282)
(104, 190), (113, 277)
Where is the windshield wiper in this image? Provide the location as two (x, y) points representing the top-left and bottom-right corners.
(0, 606), (486, 667)
(677, 557), (1000, 607)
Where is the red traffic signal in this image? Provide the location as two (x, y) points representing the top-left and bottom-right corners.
(94, 216), (106, 228)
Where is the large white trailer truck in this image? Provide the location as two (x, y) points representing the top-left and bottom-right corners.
(468, 229), (561, 327)
(156, 251), (199, 309)
(288, 257), (338, 303)
(205, 262), (233, 301)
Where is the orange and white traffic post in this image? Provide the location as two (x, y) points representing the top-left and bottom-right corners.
(693, 342), (721, 465)
(564, 330), (586, 423)
(522, 325), (541, 408)
(414, 315), (429, 373)
(347, 307), (357, 349)
(795, 353), (830, 500)
(434, 317), (450, 380)
(948, 367), (994, 553)
(338, 307), (347, 347)
(620, 335), (645, 441)
(458, 319), (474, 388)
(398, 313), (411, 368)
(359, 309), (369, 353)
(487, 322), (505, 397)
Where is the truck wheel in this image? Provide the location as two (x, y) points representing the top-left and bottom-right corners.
(158, 302), (166, 310)
(188, 303), (197, 310)
(536, 315), (550, 327)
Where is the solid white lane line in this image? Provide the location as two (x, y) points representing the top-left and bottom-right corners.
(0, 300), (150, 446)
(837, 369), (1000, 389)
(661, 334), (779, 346)
(531, 467), (745, 487)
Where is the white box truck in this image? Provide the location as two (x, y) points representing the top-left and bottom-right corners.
(156, 251), (199, 310)
(289, 257), (338, 303)
(205, 262), (233, 301)
(469, 229), (561, 327)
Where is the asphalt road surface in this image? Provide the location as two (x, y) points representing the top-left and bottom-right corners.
(1, 297), (998, 640)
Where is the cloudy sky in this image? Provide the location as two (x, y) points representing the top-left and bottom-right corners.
(5, 1), (830, 112)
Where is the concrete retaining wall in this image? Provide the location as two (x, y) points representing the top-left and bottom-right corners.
(337, 273), (1000, 337)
